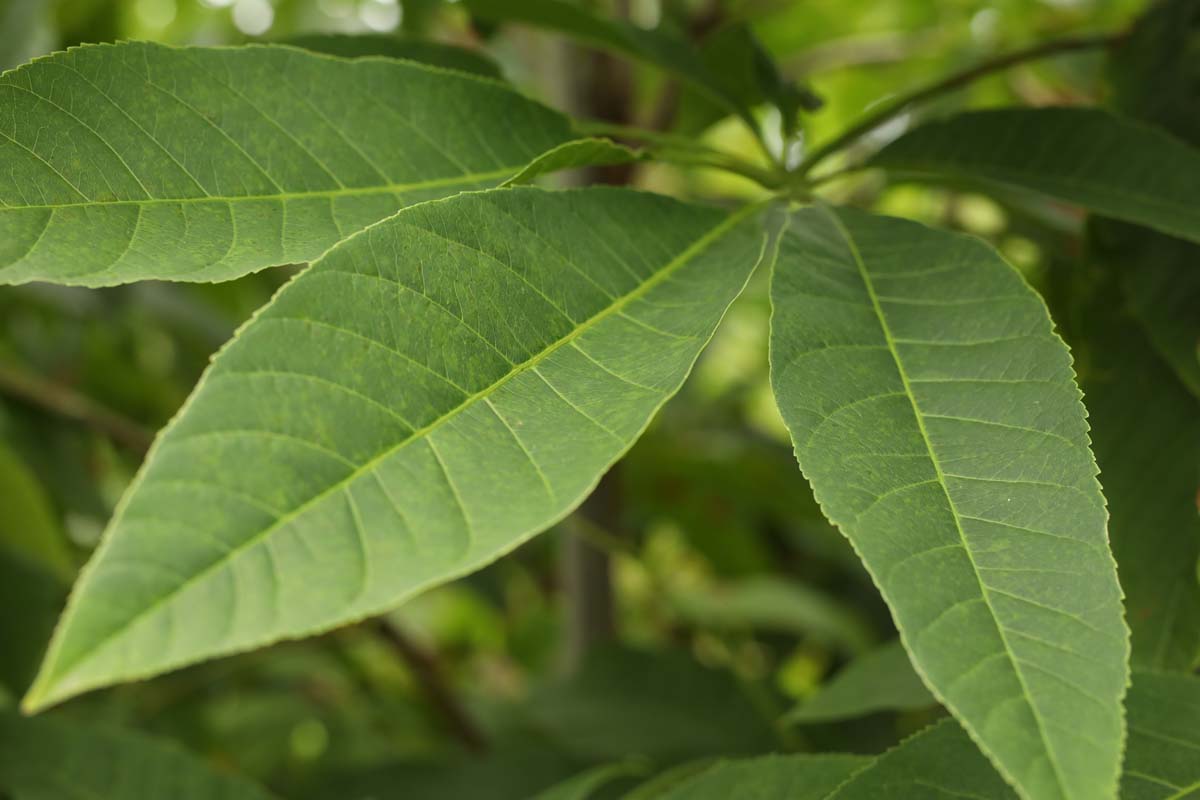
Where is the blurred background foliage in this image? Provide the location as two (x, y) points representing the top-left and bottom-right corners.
(0, 0), (1156, 797)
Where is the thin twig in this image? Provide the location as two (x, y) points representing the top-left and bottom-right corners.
(797, 32), (1124, 177)
(0, 360), (153, 454)
(373, 619), (488, 753)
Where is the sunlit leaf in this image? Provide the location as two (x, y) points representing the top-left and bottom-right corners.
(0, 42), (573, 286)
(871, 108), (1200, 245)
(24, 187), (767, 711)
(769, 204), (1128, 800)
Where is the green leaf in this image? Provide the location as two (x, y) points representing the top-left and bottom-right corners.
(0, 41), (573, 287)
(652, 754), (869, 800)
(870, 108), (1200, 245)
(669, 575), (875, 655)
(829, 719), (1017, 799)
(24, 187), (767, 711)
(0, 712), (276, 799)
(1122, 671), (1200, 799)
(787, 639), (936, 725)
(532, 762), (648, 800)
(462, 0), (755, 129)
(282, 33), (503, 78)
(503, 138), (643, 186)
(769, 205), (1128, 800)
(525, 646), (778, 764)
(1071, 259), (1200, 670)
(0, 553), (62, 695)
(0, 442), (73, 580)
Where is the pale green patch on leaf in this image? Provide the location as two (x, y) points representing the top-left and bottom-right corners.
(503, 138), (643, 186)
(769, 205), (1128, 800)
(0, 713), (276, 799)
(23, 187), (767, 711)
(787, 639), (936, 724)
(871, 108), (1200, 245)
(281, 33), (503, 78)
(0, 41), (573, 286)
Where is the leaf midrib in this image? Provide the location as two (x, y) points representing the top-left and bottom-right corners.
(819, 204), (1072, 800)
(37, 197), (764, 694)
(0, 168), (520, 213)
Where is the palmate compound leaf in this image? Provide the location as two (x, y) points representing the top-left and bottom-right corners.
(0, 712), (276, 800)
(23, 186), (769, 712)
(870, 108), (1200, 246)
(769, 205), (1128, 800)
(0, 41), (575, 286)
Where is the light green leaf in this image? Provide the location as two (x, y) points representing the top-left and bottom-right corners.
(0, 712), (276, 800)
(870, 108), (1200, 245)
(282, 33), (503, 78)
(24, 187), (767, 711)
(1072, 261), (1200, 670)
(502, 138), (643, 186)
(0, 41), (573, 287)
(0, 442), (72, 580)
(1122, 671), (1200, 799)
(769, 205), (1128, 800)
(669, 575), (875, 655)
(787, 639), (936, 724)
(829, 719), (1016, 799)
(654, 754), (869, 800)
(532, 762), (648, 800)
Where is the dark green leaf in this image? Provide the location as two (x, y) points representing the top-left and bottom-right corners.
(0, 712), (276, 799)
(654, 754), (869, 800)
(770, 205), (1128, 800)
(871, 108), (1200, 245)
(787, 639), (936, 724)
(1122, 671), (1200, 799)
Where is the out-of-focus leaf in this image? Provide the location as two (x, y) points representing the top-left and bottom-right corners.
(282, 33), (503, 78)
(1105, 0), (1200, 398)
(0, 442), (72, 579)
(0, 0), (55, 71)
(24, 188), (767, 712)
(0, 553), (62, 695)
(619, 760), (713, 800)
(653, 754), (869, 800)
(670, 576), (874, 654)
(770, 205), (1128, 800)
(532, 761), (648, 800)
(0, 712), (276, 800)
(503, 138), (643, 185)
(526, 646), (778, 764)
(1070, 255), (1200, 670)
(0, 42), (574, 286)
(1122, 671), (1200, 799)
(787, 640), (936, 724)
(463, 0), (787, 133)
(300, 742), (580, 800)
(871, 108), (1200, 245)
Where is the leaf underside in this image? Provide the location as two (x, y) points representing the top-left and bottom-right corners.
(871, 107), (1200, 246)
(0, 41), (573, 286)
(24, 186), (766, 711)
(769, 205), (1128, 800)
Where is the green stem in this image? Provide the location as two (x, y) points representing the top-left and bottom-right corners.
(796, 32), (1123, 177)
